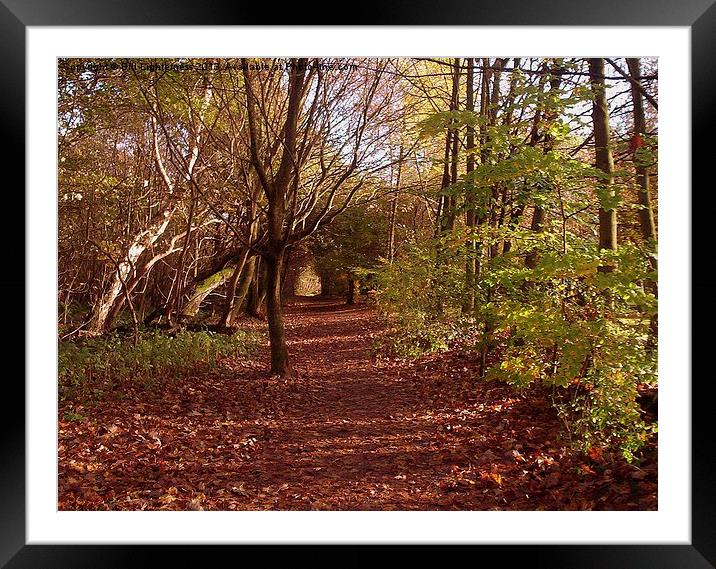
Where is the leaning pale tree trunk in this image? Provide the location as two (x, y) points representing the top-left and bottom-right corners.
(180, 262), (240, 318)
(85, 79), (213, 335)
(86, 210), (174, 335)
(102, 218), (217, 330)
(589, 58), (618, 259)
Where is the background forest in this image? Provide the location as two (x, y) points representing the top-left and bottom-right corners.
(58, 57), (658, 510)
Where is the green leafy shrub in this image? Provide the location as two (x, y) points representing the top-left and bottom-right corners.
(481, 243), (656, 460)
(374, 237), (466, 357)
(375, 233), (657, 461)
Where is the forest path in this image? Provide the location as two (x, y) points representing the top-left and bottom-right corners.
(238, 296), (460, 510)
(58, 297), (657, 511)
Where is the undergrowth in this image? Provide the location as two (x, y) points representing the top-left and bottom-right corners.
(374, 236), (658, 462)
(59, 328), (262, 408)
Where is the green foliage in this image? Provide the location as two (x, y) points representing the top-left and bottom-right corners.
(568, 368), (657, 462)
(375, 61), (659, 461)
(59, 328), (262, 404)
(417, 110), (480, 137)
(62, 410), (86, 422)
(479, 243), (657, 460)
(374, 236), (467, 357)
(496, 255), (650, 457)
(375, 229), (657, 460)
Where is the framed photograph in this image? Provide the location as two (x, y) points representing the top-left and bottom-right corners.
(4, 0), (711, 566)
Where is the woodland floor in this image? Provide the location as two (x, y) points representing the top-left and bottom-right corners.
(58, 297), (657, 511)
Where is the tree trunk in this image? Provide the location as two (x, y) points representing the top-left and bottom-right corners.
(246, 257), (265, 318)
(438, 120), (453, 233)
(265, 251), (292, 377)
(526, 62), (565, 269)
(347, 274), (356, 305)
(626, 58), (657, 243)
(181, 264), (236, 318)
(463, 57), (477, 314)
(589, 58), (618, 257)
(87, 208), (174, 335)
(387, 145), (403, 264)
(501, 199), (524, 254)
(626, 57), (658, 346)
(281, 246), (293, 300)
(499, 60), (523, 255)
(525, 207), (546, 269)
(474, 58), (493, 279)
(222, 256), (257, 328)
(488, 59), (506, 260)
(438, 58), (461, 234)
(219, 262), (244, 327)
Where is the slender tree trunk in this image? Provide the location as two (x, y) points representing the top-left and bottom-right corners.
(246, 257), (265, 318)
(501, 200), (524, 254)
(589, 58), (618, 258)
(265, 251), (292, 377)
(281, 246), (293, 300)
(438, 121), (453, 233)
(347, 274), (356, 305)
(387, 145), (403, 264)
(449, 58), (461, 223)
(473, 58), (494, 281)
(463, 57), (477, 314)
(626, 57), (658, 346)
(626, 58), (657, 243)
(165, 193), (196, 328)
(438, 58), (461, 234)
(525, 62), (565, 269)
(500, 60), (523, 255)
(435, 125), (450, 236)
(525, 207), (546, 269)
(220, 262), (244, 326)
(488, 59), (506, 260)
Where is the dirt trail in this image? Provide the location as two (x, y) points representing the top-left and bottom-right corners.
(58, 297), (657, 511)
(238, 297), (457, 510)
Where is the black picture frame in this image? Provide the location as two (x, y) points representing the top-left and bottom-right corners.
(3, 1), (712, 567)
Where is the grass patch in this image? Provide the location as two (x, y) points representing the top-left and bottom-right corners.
(59, 328), (262, 404)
